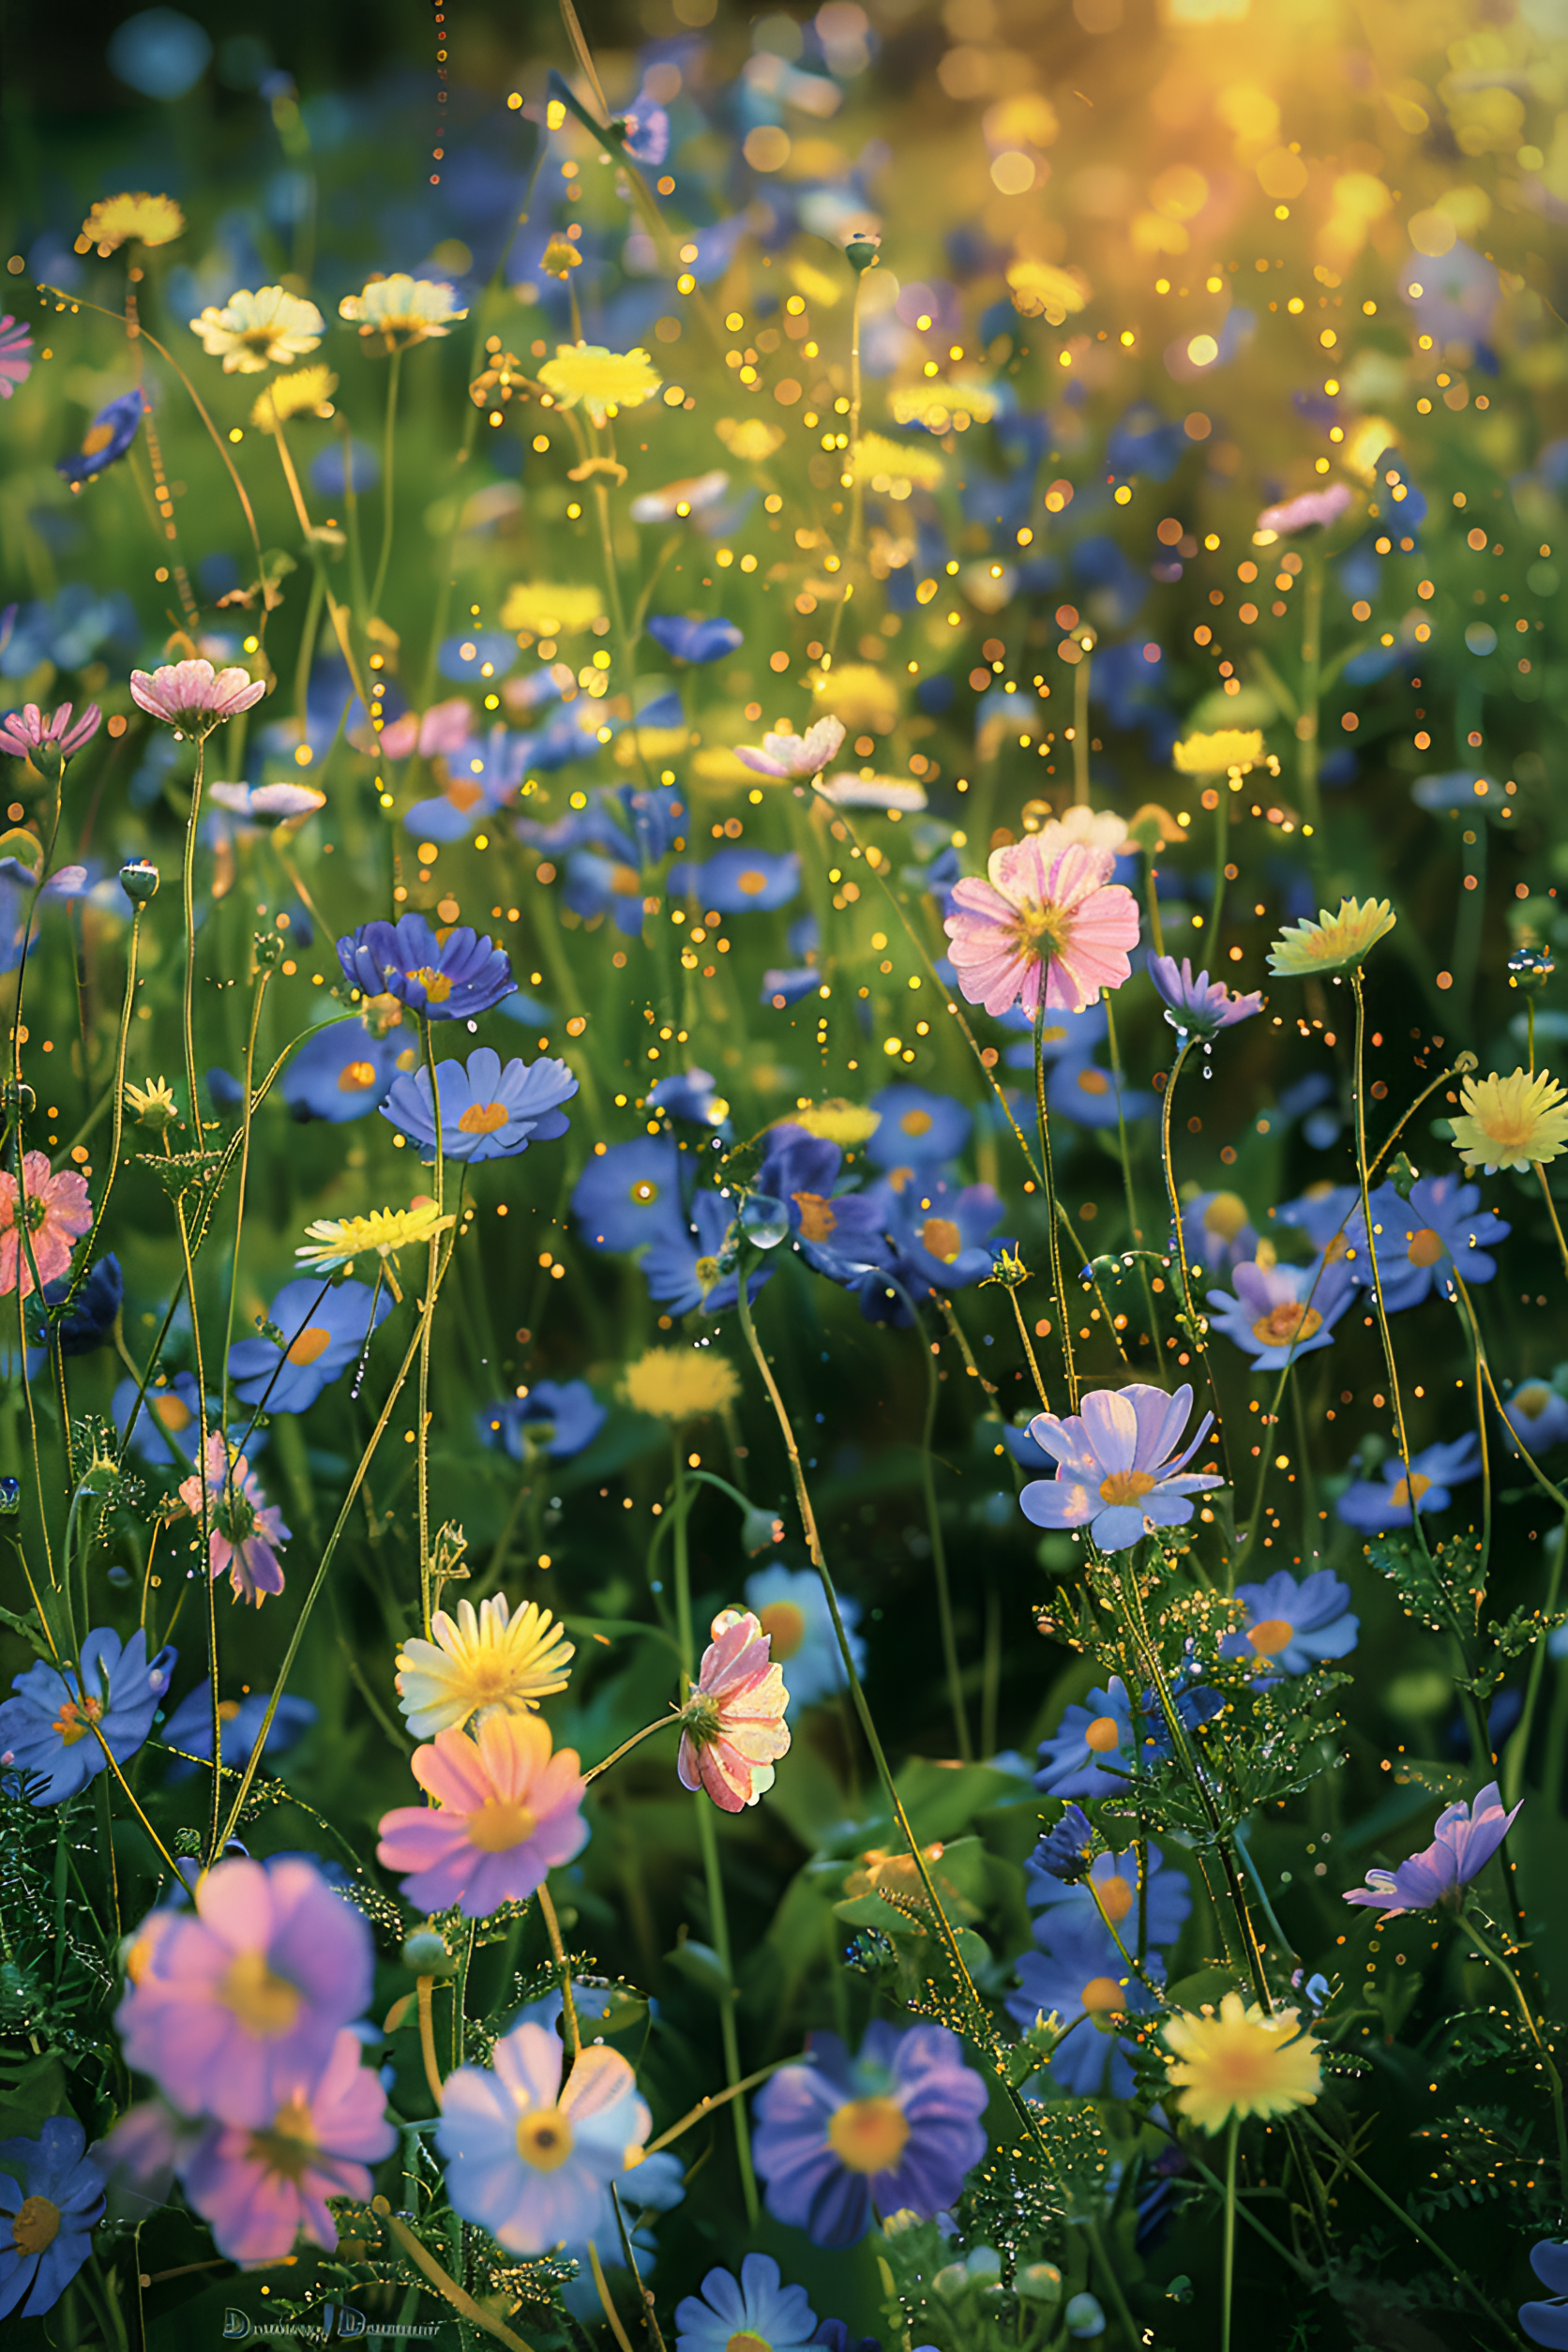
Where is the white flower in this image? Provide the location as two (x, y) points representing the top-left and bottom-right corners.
(339, 275), (467, 346)
(189, 287), (325, 374)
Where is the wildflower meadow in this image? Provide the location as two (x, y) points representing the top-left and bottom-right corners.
(5, 0), (1568, 2343)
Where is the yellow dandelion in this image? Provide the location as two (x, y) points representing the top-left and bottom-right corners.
(817, 661), (900, 736)
(251, 366), (339, 431)
(1172, 729), (1265, 776)
(1005, 259), (1090, 324)
(623, 1348), (741, 1423)
(295, 1200), (456, 1300)
(499, 582), (606, 638)
(538, 342), (661, 423)
(539, 236), (583, 279)
(79, 193), (185, 255)
(787, 1101), (881, 1147)
(1450, 1067), (1568, 1172)
(1163, 1993), (1321, 2133)
(395, 1594), (574, 1738)
(1267, 896), (1395, 977)
(715, 416), (787, 463)
(852, 433), (945, 494)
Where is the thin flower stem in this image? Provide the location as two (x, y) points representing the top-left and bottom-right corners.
(1156, 1037), (1229, 1484)
(1350, 968), (1417, 1482)
(1221, 2114), (1239, 2352)
(589, 2241), (638, 2352)
(642, 2056), (806, 2156)
(1005, 1288), (1050, 1411)
(415, 1973), (445, 2109)
(178, 736), (206, 1157)
(218, 968), (271, 1440)
(1537, 1162), (1568, 1289)
(917, 1310), (972, 1762)
(848, 270), (866, 558)
(369, 345), (403, 621)
(609, 2184), (668, 2352)
(1033, 1016), (1078, 1411)
(583, 1715), (677, 1783)
(1086, 1879), (1163, 2002)
(370, 2199), (535, 2352)
(168, 1184), (220, 1867)
(536, 1880), (580, 2067)
(1072, 643), (1091, 806)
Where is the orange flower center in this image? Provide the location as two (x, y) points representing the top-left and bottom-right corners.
(758, 1600), (807, 1661)
(1097, 1469), (1156, 1508)
(921, 1216), (962, 1263)
(1097, 1872), (1135, 1923)
(1080, 1976), (1127, 2015)
(1251, 1302), (1321, 1347)
(736, 870), (770, 897)
(1387, 1472), (1432, 1509)
(1077, 1068), (1110, 1096)
(154, 1392), (191, 1431)
(1406, 1228), (1444, 1268)
(339, 1060), (379, 1093)
(11, 2195), (61, 2254)
(467, 1799), (538, 1853)
(899, 1108), (934, 1137)
(287, 1325), (332, 1367)
(792, 1191), (838, 1243)
(1246, 1619), (1294, 1657)
(219, 1948), (303, 2038)
(826, 2094), (910, 2175)
(52, 1693), (103, 1747)
(458, 1101), (510, 1135)
(1084, 1714), (1123, 1753)
(611, 864), (641, 897)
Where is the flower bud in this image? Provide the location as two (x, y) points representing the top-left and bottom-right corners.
(253, 930), (285, 969)
(842, 228), (882, 276)
(0, 1476), (20, 1515)
(401, 1927), (456, 1976)
(1017, 2264), (1063, 2305)
(120, 859), (160, 905)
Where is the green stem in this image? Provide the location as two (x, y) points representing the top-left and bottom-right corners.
(536, 1880), (580, 2066)
(179, 735), (205, 1163)
(1208, 789), (1229, 945)
(369, 345), (403, 621)
(1033, 1013), (1078, 1410)
(1221, 2114), (1239, 2352)
(1538, 1163), (1568, 1290)
(1297, 546), (1323, 847)
(918, 1314), (972, 1762)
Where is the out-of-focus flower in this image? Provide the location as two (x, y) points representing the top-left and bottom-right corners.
(1018, 1384), (1223, 1554)
(0, 703), (100, 762)
(377, 1711), (589, 1918)
(499, 582), (605, 637)
(1268, 896), (1395, 976)
(815, 774), (927, 812)
(281, 1017), (402, 1124)
(1335, 1436), (1481, 1531)
(56, 390), (145, 484)
(381, 1046), (577, 1164)
(1029, 1838), (1191, 1953)
(249, 364), (338, 430)
(623, 1347), (743, 1423)
(0, 1627), (175, 1805)
(1163, 1995), (1320, 2131)
(295, 1200), (455, 1294)
(161, 1686), (315, 1780)
(1520, 2241), (1568, 2350)
(538, 343), (661, 423)
(0, 316), (34, 399)
(0, 1153), (90, 1299)
(1033, 1804), (1095, 1882)
(889, 376), (998, 430)
(208, 780), (324, 822)
(667, 846), (800, 912)
(338, 912), (517, 1019)
(1171, 729), (1264, 776)
(1450, 1068), (1568, 1173)
(129, 660), (265, 738)
(753, 2022), (988, 2248)
(189, 287), (324, 373)
(41, 1252), (122, 1357)
(1182, 1189), (1258, 1272)
(228, 1275), (393, 1414)
(479, 1380), (606, 1463)
(571, 1134), (684, 1253)
(437, 2022), (649, 2253)
(339, 274), (467, 347)
(851, 433), (945, 494)
(676, 2255), (818, 2352)
(178, 1433), (291, 1607)
(678, 1608), (791, 1812)
(646, 613), (744, 663)
(629, 470), (730, 524)
(1223, 1569), (1358, 1674)
(1006, 258), (1090, 324)
(0, 2117), (104, 2322)
(113, 1370), (210, 1467)
(944, 837), (1138, 1018)
(1148, 954), (1263, 1039)
(395, 1596), (574, 1739)
(1503, 1381), (1568, 1456)
(181, 2028), (394, 2263)
(649, 1068), (731, 1133)
(861, 1088), (966, 1168)
(715, 416), (786, 461)
(616, 83), (671, 166)
(378, 698), (474, 761)
(1343, 1781), (1522, 1918)
(1205, 1258), (1356, 1368)
(817, 664), (901, 737)
(736, 716), (847, 781)
(1254, 481), (1354, 537)
(743, 1563), (864, 1707)
(79, 192), (184, 253)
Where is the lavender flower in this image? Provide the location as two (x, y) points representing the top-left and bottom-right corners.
(1146, 953), (1263, 1040)
(1342, 1781), (1521, 1919)
(1018, 1382), (1225, 1554)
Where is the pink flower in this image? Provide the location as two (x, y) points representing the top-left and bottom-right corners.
(128, 659), (266, 737)
(943, 835), (1140, 1018)
(677, 1608), (791, 1812)
(114, 1854), (375, 2128)
(180, 2028), (395, 2263)
(177, 1432), (291, 1607)
(0, 703), (102, 761)
(736, 716), (847, 780)
(1255, 482), (1353, 536)
(376, 1711), (589, 1918)
(0, 1152), (91, 1298)
(0, 316), (33, 398)
(380, 698), (474, 760)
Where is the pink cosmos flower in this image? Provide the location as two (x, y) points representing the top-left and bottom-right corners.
(0, 1152), (91, 1297)
(177, 1432), (291, 1606)
(379, 698), (474, 760)
(677, 1607), (791, 1812)
(376, 1710), (589, 1918)
(128, 659), (266, 737)
(115, 1854), (375, 2128)
(1255, 482), (1353, 536)
(180, 2028), (395, 2263)
(0, 703), (102, 761)
(207, 781), (326, 822)
(943, 835), (1140, 1018)
(737, 715), (847, 780)
(0, 316), (33, 398)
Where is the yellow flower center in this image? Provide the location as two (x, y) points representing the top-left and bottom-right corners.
(1097, 1469), (1156, 1508)
(458, 1101), (510, 1136)
(82, 421), (119, 457)
(1097, 1872), (1135, 1923)
(758, 1600), (807, 1661)
(611, 863), (641, 897)
(1202, 1192), (1250, 1242)
(11, 2195), (61, 2255)
(1387, 1472), (1432, 1509)
(1514, 1384), (1553, 1420)
(1406, 1228), (1444, 1268)
(792, 1190), (838, 1243)
(899, 1108), (933, 1136)
(406, 967), (453, 1003)
(728, 2335), (772, 2352)
(1246, 1619), (1294, 1657)
(737, 869), (770, 897)
(694, 1255), (723, 1292)
(921, 1216), (962, 1263)
(219, 1948), (304, 2037)
(339, 1060), (380, 1093)
(1084, 1714), (1123, 1753)
(826, 2094), (910, 2175)
(1080, 1976), (1127, 2015)
(154, 1392), (191, 1431)
(288, 1325), (333, 1367)
(1077, 1068), (1110, 1096)
(1251, 1302), (1321, 1347)
(52, 1693), (103, 1747)
(247, 2092), (319, 2184)
(1013, 900), (1071, 963)
(630, 1180), (659, 1205)
(468, 1798), (539, 1852)
(516, 2107), (574, 2170)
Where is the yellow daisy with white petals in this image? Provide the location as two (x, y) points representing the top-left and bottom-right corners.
(395, 1595), (576, 1739)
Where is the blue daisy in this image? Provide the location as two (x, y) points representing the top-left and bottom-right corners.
(675, 2255), (818, 2352)
(1222, 1568), (1358, 1675)
(478, 1379), (607, 1461)
(646, 613), (744, 663)
(867, 1083), (972, 1169)
(382, 1046), (578, 1163)
(1503, 1381), (1568, 1456)
(1205, 1257), (1357, 1370)
(1181, 1190), (1259, 1273)
(667, 847), (801, 913)
(1033, 1679), (1136, 1801)
(1335, 1436), (1482, 1532)
(1026, 1839), (1191, 1952)
(742, 1563), (866, 1707)
(227, 1276), (394, 1416)
(57, 389), (144, 484)
(0, 1628), (176, 1805)
(641, 1187), (771, 1317)
(337, 912), (516, 1021)
(160, 1687), (317, 1780)
(1007, 1918), (1159, 2100)
(571, 1135), (686, 1253)
(0, 2117), (104, 2320)
(1353, 1174), (1508, 1311)
(281, 1016), (406, 1124)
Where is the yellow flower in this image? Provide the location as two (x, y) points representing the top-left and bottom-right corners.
(499, 582), (606, 638)
(395, 1595), (574, 1738)
(1267, 896), (1395, 977)
(538, 342), (661, 423)
(787, 257), (844, 309)
(1163, 1993), (1321, 2133)
(125, 1076), (179, 1129)
(817, 662), (900, 736)
(623, 1348), (741, 1423)
(540, 237), (583, 279)
(79, 193), (185, 255)
(339, 275), (467, 348)
(1341, 415), (1398, 484)
(888, 378), (998, 430)
(852, 433), (945, 495)
(1005, 259), (1090, 324)
(190, 287), (324, 375)
(1172, 730), (1264, 776)
(715, 416), (786, 462)
(1450, 1067), (1568, 1172)
(788, 1101), (881, 1147)
(250, 366), (339, 430)
(296, 1201), (456, 1299)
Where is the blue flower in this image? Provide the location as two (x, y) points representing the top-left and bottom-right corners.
(43, 1255), (122, 1356)
(1353, 1174), (1508, 1311)
(641, 1188), (773, 1317)
(0, 2116), (104, 2321)
(762, 965), (824, 1007)
(1033, 1680), (1135, 1800)
(1205, 1258), (1356, 1369)
(1269, 1183), (1359, 1255)
(0, 1628), (176, 1805)
(1007, 1917), (1159, 2099)
(1520, 2239), (1568, 2348)
(753, 2022), (988, 2249)
(57, 389), (145, 484)
(646, 614), (744, 663)
(1018, 1384), (1223, 1554)
(1048, 1055), (1156, 1130)
(1, 585), (137, 680)
(112, 1371), (253, 1470)
(227, 1277), (394, 1416)
(438, 630), (517, 684)
(563, 849), (651, 938)
(337, 912), (517, 1021)
(160, 1687), (317, 1780)
(742, 1563), (866, 1707)
(1107, 402), (1187, 483)
(757, 1126), (893, 1288)
(667, 847), (800, 913)
(1182, 1190), (1259, 1273)
(1503, 1381), (1568, 1456)
(382, 1047), (577, 1164)
(528, 700), (622, 772)
(1032, 1804), (1094, 1882)
(617, 84), (671, 168)
(675, 2255), (819, 2352)
(282, 1017), (407, 1124)
(1336, 1437), (1482, 1532)
(1027, 1839), (1192, 1952)
(478, 1380), (607, 1462)
(648, 1068), (731, 1134)
(571, 1135), (685, 1253)
(1221, 1568), (1358, 1675)
(879, 1176), (1003, 1294)
(867, 1083), (971, 1169)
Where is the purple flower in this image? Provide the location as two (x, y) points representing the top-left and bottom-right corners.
(1342, 1780), (1521, 1919)
(1221, 1568), (1358, 1675)
(0, 2116), (103, 2321)
(116, 1854), (375, 2127)
(0, 1627), (176, 1805)
(0, 702), (102, 762)
(1335, 1435), (1480, 1533)
(1018, 1382), (1224, 1554)
(1521, 2240), (1568, 2349)
(337, 912), (516, 1020)
(1033, 1803), (1095, 1881)
(1147, 952), (1263, 1040)
(617, 85), (671, 167)
(178, 1432), (291, 1607)
(180, 2028), (395, 2262)
(752, 2021), (988, 2248)
(1205, 1257), (1356, 1369)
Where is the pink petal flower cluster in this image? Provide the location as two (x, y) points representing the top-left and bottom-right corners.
(943, 830), (1140, 1018)
(376, 1709), (590, 1917)
(678, 1607), (791, 1811)
(736, 715), (847, 780)
(380, 698), (474, 760)
(1255, 481), (1353, 536)
(0, 1151), (91, 1298)
(129, 659), (266, 736)
(177, 1431), (291, 1606)
(0, 702), (102, 761)
(179, 2029), (394, 2263)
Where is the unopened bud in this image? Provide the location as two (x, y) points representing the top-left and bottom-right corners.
(120, 859), (160, 905)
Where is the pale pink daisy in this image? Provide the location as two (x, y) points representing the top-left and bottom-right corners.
(1255, 482), (1353, 537)
(0, 1152), (91, 1297)
(677, 1607), (791, 1812)
(177, 1432), (291, 1607)
(0, 703), (101, 761)
(943, 836), (1140, 1018)
(379, 698), (474, 760)
(376, 1711), (589, 1918)
(179, 2028), (395, 2263)
(736, 716), (847, 780)
(0, 316), (33, 398)
(128, 659), (266, 737)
